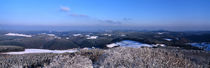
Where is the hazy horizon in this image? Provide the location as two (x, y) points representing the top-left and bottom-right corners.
(1, 0), (210, 31)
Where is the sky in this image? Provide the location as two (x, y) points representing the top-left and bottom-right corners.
(0, 0), (210, 31)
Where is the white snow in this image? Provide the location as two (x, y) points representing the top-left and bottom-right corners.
(85, 35), (90, 37)
(92, 47), (95, 49)
(188, 43), (210, 51)
(117, 40), (153, 48)
(106, 43), (119, 48)
(103, 34), (112, 36)
(157, 32), (164, 35)
(121, 34), (126, 37)
(73, 34), (82, 36)
(165, 38), (172, 41)
(107, 40), (153, 48)
(153, 44), (166, 47)
(66, 37), (70, 39)
(5, 33), (32, 37)
(2, 49), (77, 54)
(107, 40), (167, 48)
(82, 47), (92, 50)
(87, 36), (98, 39)
(46, 34), (61, 39)
(47, 34), (56, 37)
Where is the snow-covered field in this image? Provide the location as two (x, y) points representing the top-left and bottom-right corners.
(107, 40), (153, 48)
(5, 33), (32, 37)
(2, 49), (77, 54)
(87, 36), (98, 39)
(103, 34), (112, 36)
(188, 43), (210, 51)
(47, 34), (56, 37)
(73, 34), (82, 36)
(164, 38), (172, 41)
(107, 43), (119, 48)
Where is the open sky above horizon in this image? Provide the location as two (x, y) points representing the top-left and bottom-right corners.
(0, 0), (210, 31)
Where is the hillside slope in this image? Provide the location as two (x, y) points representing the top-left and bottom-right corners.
(0, 47), (209, 68)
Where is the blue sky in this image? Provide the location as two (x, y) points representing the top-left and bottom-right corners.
(0, 0), (210, 31)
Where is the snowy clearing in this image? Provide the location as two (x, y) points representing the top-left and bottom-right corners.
(2, 49), (77, 54)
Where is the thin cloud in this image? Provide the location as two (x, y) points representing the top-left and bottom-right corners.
(59, 6), (125, 25)
(59, 6), (89, 18)
(99, 20), (122, 24)
(60, 6), (70, 12)
(123, 18), (132, 21)
(68, 14), (89, 17)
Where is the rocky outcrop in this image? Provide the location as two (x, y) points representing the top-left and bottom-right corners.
(0, 47), (209, 68)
